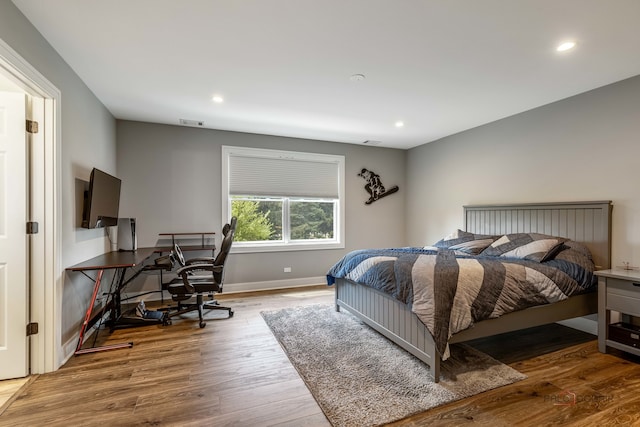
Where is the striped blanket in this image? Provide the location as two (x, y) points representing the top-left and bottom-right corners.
(327, 244), (595, 359)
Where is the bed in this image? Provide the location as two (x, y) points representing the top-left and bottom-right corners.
(328, 201), (612, 382)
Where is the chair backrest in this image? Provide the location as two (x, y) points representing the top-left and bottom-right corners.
(213, 217), (237, 283)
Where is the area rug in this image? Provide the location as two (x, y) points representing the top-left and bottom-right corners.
(261, 304), (526, 427)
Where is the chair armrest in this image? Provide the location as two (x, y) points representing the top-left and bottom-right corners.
(147, 253), (175, 271)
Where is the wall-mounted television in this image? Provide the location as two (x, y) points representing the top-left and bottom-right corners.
(82, 168), (121, 229)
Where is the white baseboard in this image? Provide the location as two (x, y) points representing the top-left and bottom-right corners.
(61, 312), (114, 366)
(129, 276), (328, 303)
(224, 276), (327, 293)
(61, 336), (77, 367)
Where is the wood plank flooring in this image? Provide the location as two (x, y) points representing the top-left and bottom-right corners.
(1, 286), (640, 426)
(0, 377), (32, 416)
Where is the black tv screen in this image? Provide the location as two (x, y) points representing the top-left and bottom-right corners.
(82, 168), (121, 229)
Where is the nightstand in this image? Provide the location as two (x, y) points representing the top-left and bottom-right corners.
(596, 269), (640, 356)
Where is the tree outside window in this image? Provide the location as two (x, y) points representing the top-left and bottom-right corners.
(231, 197), (335, 243)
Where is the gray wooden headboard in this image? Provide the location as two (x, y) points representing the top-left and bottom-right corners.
(464, 201), (612, 270)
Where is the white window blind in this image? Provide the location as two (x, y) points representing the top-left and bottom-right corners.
(228, 149), (342, 199)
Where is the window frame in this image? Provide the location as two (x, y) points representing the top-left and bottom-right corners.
(222, 146), (345, 253)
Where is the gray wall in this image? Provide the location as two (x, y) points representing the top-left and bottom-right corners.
(406, 74), (640, 268)
(5, 0), (640, 368)
(1, 2), (118, 364)
(116, 121), (406, 293)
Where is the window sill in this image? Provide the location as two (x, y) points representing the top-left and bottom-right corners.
(231, 242), (345, 254)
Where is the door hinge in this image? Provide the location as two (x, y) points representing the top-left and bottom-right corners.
(27, 322), (39, 336)
(27, 221), (39, 234)
(26, 119), (39, 134)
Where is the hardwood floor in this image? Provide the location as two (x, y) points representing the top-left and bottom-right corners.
(395, 325), (640, 426)
(1, 286), (640, 426)
(0, 377), (32, 416)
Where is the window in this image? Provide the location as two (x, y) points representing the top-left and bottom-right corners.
(222, 146), (345, 252)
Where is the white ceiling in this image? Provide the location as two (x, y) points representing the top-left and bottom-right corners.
(12, 0), (640, 149)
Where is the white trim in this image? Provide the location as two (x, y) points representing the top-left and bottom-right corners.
(219, 276), (327, 294)
(60, 336), (78, 367)
(0, 37), (62, 373)
(231, 242), (345, 253)
(140, 277), (328, 302)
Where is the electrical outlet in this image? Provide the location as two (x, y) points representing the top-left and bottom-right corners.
(284, 267), (292, 273)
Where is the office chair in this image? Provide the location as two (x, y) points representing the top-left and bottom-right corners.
(166, 217), (236, 328)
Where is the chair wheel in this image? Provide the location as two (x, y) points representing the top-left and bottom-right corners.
(199, 321), (206, 328)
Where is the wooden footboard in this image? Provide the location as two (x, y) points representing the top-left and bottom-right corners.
(334, 278), (442, 380)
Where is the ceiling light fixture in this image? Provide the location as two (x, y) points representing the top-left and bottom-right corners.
(350, 74), (365, 82)
(556, 41), (576, 52)
(212, 95), (224, 103)
(395, 121), (404, 128)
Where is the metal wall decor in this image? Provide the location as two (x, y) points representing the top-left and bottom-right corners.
(357, 168), (399, 205)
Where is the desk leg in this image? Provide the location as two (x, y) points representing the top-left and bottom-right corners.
(74, 269), (133, 355)
(111, 268), (127, 327)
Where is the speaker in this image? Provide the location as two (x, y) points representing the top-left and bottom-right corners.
(117, 218), (137, 251)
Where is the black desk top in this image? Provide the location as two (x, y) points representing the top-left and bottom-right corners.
(66, 247), (155, 271)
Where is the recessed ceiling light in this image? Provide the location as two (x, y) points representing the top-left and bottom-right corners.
(212, 95), (224, 103)
(350, 74), (365, 82)
(556, 41), (576, 52)
(395, 121), (404, 128)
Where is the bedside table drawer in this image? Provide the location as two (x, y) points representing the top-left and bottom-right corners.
(607, 277), (640, 293)
(607, 278), (640, 316)
(609, 323), (640, 348)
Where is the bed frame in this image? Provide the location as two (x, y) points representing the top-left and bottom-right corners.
(334, 201), (612, 382)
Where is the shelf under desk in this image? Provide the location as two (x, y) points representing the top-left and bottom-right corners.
(154, 244), (216, 254)
(157, 232), (216, 251)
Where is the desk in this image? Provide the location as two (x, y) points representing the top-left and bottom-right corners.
(67, 248), (156, 355)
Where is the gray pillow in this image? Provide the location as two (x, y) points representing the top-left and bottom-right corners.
(432, 229), (499, 255)
(480, 233), (568, 262)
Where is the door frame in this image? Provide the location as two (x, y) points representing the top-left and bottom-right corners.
(0, 38), (61, 373)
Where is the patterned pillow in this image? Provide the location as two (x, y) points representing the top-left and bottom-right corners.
(432, 229), (499, 255)
(480, 233), (568, 262)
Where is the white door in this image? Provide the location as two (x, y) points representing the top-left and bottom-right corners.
(0, 91), (28, 379)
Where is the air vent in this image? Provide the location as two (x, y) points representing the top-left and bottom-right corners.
(363, 140), (382, 146)
(179, 119), (204, 127)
